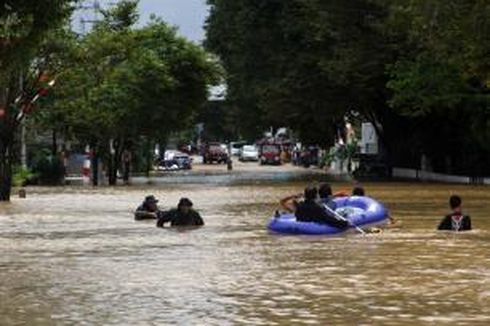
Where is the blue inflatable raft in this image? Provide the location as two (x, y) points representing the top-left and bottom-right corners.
(267, 196), (389, 235)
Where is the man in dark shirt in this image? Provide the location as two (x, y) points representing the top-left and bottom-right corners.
(438, 195), (472, 231)
(135, 195), (164, 220)
(157, 197), (204, 227)
(295, 186), (349, 228)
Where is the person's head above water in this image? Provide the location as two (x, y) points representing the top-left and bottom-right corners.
(449, 195), (462, 211)
(145, 195), (158, 203)
(144, 195), (159, 211)
(178, 197), (193, 214)
(352, 186), (365, 196)
(318, 183), (332, 199)
(304, 186), (318, 201)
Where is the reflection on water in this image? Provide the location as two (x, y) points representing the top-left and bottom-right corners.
(1, 182), (490, 325)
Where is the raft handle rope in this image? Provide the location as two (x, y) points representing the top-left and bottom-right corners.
(323, 204), (366, 235)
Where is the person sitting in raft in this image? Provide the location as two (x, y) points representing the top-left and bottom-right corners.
(318, 183), (337, 211)
(157, 198), (204, 227)
(438, 195), (471, 232)
(295, 186), (349, 228)
(135, 195), (164, 220)
(352, 186), (365, 196)
(333, 185), (366, 198)
(331, 185), (396, 228)
(350, 186), (399, 226)
(280, 184), (337, 214)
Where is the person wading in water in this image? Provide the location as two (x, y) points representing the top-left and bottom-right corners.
(157, 198), (204, 227)
(438, 195), (472, 232)
(134, 195), (164, 220)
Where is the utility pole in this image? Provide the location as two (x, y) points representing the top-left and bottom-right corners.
(77, 0), (101, 35)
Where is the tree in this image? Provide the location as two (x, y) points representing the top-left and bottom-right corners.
(0, 0), (74, 200)
(206, 0), (490, 176)
(205, 1), (394, 144)
(37, 1), (221, 185)
(386, 0), (490, 174)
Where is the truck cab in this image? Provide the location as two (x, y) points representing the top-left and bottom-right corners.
(202, 142), (229, 164)
(259, 143), (282, 165)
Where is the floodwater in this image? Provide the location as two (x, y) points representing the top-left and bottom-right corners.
(1, 181), (490, 325)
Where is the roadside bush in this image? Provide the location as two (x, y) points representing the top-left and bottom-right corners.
(12, 166), (37, 187)
(32, 150), (65, 185)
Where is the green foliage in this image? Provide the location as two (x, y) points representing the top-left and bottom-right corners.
(386, 0), (490, 117)
(387, 57), (470, 116)
(41, 3), (220, 142)
(383, 0), (490, 174)
(321, 149), (337, 167)
(31, 149), (65, 185)
(12, 165), (36, 187)
(99, 0), (139, 31)
(0, 0), (75, 84)
(206, 0), (392, 144)
(206, 0), (490, 175)
(0, 0), (75, 200)
(33, 1), (221, 184)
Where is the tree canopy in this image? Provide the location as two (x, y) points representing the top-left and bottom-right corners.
(0, 0), (75, 200)
(0, 0), (221, 198)
(36, 0), (221, 185)
(206, 0), (490, 175)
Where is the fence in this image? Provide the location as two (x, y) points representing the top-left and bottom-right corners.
(391, 167), (485, 185)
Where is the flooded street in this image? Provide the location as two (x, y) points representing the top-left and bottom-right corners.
(1, 181), (490, 325)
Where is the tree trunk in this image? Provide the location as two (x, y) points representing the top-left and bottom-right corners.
(107, 139), (123, 186)
(122, 156), (130, 184)
(145, 138), (153, 178)
(118, 143), (130, 185)
(107, 154), (116, 185)
(91, 148), (99, 187)
(52, 129), (57, 156)
(0, 140), (13, 201)
(107, 140), (117, 186)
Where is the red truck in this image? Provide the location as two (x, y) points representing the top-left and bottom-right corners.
(202, 142), (229, 164)
(259, 143), (282, 165)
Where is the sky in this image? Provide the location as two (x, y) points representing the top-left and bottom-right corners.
(138, 0), (209, 43)
(74, 0), (209, 43)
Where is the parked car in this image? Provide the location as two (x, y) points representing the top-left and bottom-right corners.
(239, 145), (259, 162)
(230, 141), (247, 156)
(202, 142), (229, 164)
(158, 150), (192, 170)
(259, 144), (282, 165)
(298, 146), (320, 168)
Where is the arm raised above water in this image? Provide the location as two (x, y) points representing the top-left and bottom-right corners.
(279, 194), (301, 213)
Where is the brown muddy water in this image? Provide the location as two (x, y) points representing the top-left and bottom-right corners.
(1, 182), (490, 325)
